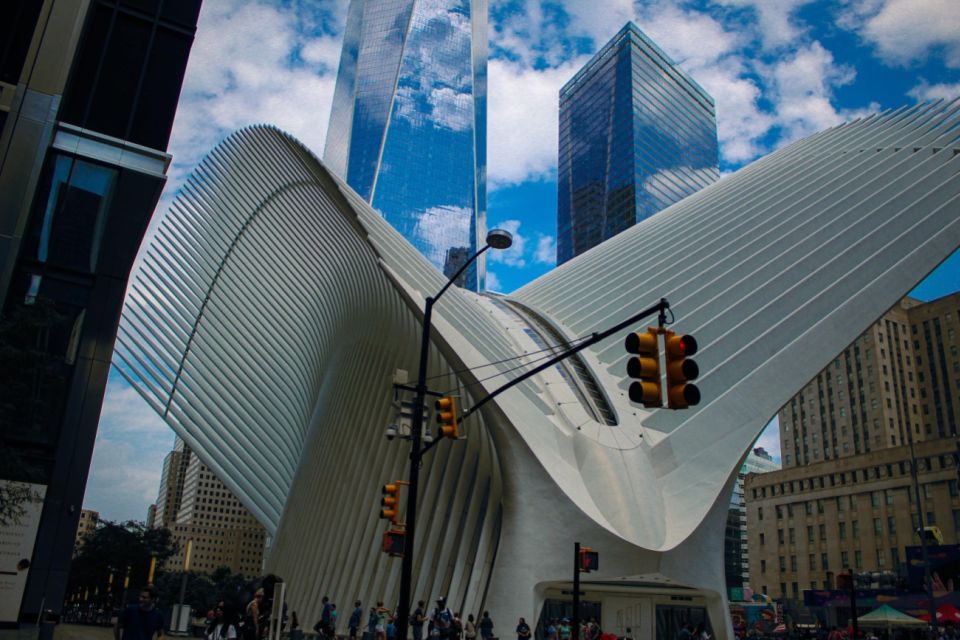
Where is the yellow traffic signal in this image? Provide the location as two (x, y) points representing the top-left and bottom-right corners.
(625, 328), (662, 408)
(664, 331), (700, 409)
(381, 482), (402, 523)
(435, 396), (460, 438)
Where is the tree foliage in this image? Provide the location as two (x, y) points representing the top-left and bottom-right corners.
(68, 520), (176, 604)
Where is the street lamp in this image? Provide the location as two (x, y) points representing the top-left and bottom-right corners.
(394, 229), (513, 640)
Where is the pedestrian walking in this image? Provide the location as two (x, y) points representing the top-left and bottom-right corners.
(479, 613), (494, 640)
(430, 597), (454, 639)
(114, 585), (165, 640)
(452, 613), (463, 640)
(515, 618), (531, 640)
(315, 597), (334, 639)
(207, 602), (239, 640)
(465, 614), (477, 640)
(412, 601), (427, 640)
(367, 607), (378, 640)
(350, 601), (364, 640)
(376, 601), (390, 640)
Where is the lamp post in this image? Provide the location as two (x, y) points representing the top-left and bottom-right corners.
(394, 229), (513, 640)
(905, 427), (937, 637)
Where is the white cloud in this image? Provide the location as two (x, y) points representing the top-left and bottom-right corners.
(412, 205), (474, 266)
(487, 219), (527, 267)
(851, 0), (960, 69)
(534, 234), (556, 265)
(713, 0), (814, 51)
(485, 270), (502, 291)
(908, 80), (960, 101)
(488, 58), (587, 186)
(87, 372), (175, 521)
(763, 42), (877, 144)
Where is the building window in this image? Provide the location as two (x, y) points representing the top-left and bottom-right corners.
(776, 505), (783, 519)
(874, 518), (883, 535)
(839, 522), (846, 539)
(806, 502), (813, 516)
(791, 556), (798, 572)
(888, 516), (896, 535)
(855, 550), (862, 568)
(853, 521), (860, 537)
(778, 529), (785, 545)
(759, 506), (763, 521)
(837, 497), (845, 511)
(877, 549), (885, 567)
(872, 492), (881, 507)
(780, 556), (786, 572)
(891, 547), (900, 568)
(807, 526), (814, 543)
(820, 524), (827, 541)
(886, 490), (895, 506)
(761, 559), (766, 573)
(809, 554), (817, 570)
(822, 553), (829, 570)
(850, 495), (858, 510)
(760, 533), (765, 546)
(842, 551), (849, 568)
(789, 528), (796, 544)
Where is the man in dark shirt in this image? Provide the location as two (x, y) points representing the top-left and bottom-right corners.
(115, 586), (165, 640)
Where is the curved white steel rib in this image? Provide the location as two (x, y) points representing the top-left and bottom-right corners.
(116, 100), (960, 637)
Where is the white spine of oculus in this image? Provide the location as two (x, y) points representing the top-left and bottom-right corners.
(116, 99), (960, 638)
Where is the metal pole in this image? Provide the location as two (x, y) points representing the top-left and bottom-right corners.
(847, 572), (859, 640)
(572, 543), (581, 640)
(905, 429), (937, 638)
(396, 244), (491, 640)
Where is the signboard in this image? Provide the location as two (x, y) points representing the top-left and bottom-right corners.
(906, 544), (960, 592)
(0, 481), (46, 623)
(803, 589), (901, 608)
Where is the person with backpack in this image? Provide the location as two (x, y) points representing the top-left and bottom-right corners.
(515, 618), (531, 640)
(431, 597), (454, 639)
(315, 597), (333, 639)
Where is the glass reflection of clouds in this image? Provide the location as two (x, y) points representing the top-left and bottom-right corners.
(557, 23), (720, 265)
(324, 0), (487, 290)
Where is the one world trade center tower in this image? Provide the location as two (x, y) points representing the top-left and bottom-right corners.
(324, 0), (488, 291)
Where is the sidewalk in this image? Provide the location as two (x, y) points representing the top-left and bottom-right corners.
(0, 624), (113, 640)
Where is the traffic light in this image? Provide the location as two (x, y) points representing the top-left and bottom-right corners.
(625, 328), (662, 408)
(381, 482), (402, 523)
(436, 396), (460, 438)
(382, 529), (406, 557)
(664, 331), (700, 409)
(836, 572), (853, 591)
(918, 525), (944, 545)
(579, 547), (599, 573)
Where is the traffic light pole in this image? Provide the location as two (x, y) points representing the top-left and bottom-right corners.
(396, 273), (668, 639)
(395, 245), (494, 640)
(572, 542), (582, 640)
(905, 427), (937, 637)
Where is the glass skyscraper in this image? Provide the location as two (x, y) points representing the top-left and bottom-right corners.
(324, 0), (488, 290)
(557, 22), (719, 265)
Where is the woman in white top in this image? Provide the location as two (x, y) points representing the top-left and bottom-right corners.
(208, 602), (239, 640)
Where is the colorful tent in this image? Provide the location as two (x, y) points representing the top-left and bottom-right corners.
(858, 605), (926, 629)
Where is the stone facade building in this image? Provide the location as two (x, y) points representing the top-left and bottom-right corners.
(150, 438), (266, 578)
(745, 292), (960, 601)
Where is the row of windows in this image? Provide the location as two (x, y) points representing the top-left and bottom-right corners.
(752, 457), (956, 500)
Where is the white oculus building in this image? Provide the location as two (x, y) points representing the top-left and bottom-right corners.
(114, 101), (960, 640)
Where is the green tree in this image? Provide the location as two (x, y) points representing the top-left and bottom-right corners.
(67, 520), (175, 607)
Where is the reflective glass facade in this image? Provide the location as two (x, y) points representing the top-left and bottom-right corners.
(557, 22), (719, 265)
(325, 0), (487, 290)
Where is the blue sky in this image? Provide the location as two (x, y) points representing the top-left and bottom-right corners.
(84, 0), (960, 521)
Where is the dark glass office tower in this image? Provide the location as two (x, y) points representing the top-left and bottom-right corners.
(0, 0), (200, 624)
(557, 22), (719, 265)
(324, 0), (488, 290)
